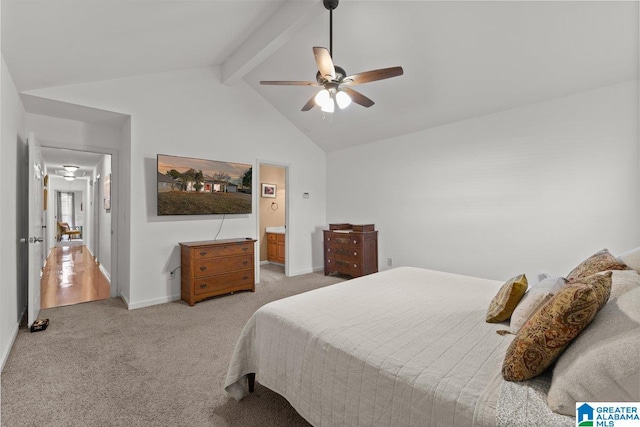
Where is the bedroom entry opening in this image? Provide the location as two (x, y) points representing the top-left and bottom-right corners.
(258, 163), (289, 279)
(40, 148), (113, 310)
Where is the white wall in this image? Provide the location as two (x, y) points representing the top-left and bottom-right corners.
(327, 81), (640, 282)
(0, 56), (27, 371)
(27, 67), (327, 308)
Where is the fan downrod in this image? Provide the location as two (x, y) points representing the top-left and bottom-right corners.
(323, 0), (339, 11)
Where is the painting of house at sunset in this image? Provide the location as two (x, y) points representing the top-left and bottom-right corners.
(157, 154), (252, 215)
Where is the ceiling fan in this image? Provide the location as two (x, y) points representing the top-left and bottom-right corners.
(260, 0), (404, 113)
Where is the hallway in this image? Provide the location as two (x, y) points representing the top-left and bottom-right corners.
(41, 246), (110, 309)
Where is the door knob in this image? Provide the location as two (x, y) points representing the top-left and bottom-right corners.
(20, 237), (43, 244)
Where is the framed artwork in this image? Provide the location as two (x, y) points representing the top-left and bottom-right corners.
(104, 173), (111, 210)
(261, 183), (276, 198)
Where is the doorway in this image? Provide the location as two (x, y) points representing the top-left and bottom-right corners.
(258, 163), (288, 278)
(40, 148), (113, 309)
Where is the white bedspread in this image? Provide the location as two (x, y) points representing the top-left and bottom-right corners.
(225, 267), (515, 426)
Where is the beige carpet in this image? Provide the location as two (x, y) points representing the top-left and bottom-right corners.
(1, 264), (345, 426)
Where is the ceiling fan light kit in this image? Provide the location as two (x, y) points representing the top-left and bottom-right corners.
(260, 0), (403, 114)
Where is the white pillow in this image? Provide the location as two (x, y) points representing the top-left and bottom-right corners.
(547, 286), (640, 416)
(509, 276), (565, 333)
(609, 269), (640, 301)
(617, 247), (640, 273)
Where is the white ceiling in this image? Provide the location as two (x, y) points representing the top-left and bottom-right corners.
(41, 147), (106, 180)
(2, 1), (638, 152)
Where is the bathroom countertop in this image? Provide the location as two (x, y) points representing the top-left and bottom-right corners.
(265, 226), (285, 234)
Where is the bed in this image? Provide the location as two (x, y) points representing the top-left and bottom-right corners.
(225, 266), (583, 426)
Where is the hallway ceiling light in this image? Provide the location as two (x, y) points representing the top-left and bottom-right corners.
(64, 175), (75, 181)
(63, 165), (79, 172)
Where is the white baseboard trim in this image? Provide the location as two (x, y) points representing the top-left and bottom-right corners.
(126, 294), (182, 310)
(119, 294), (130, 308)
(259, 260), (270, 265)
(99, 264), (111, 282)
(288, 266), (324, 276)
(1, 323), (19, 372)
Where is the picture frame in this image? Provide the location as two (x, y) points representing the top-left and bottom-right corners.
(261, 183), (276, 198)
(104, 173), (111, 210)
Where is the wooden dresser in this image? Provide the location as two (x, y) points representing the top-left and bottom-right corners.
(323, 224), (378, 278)
(179, 238), (256, 306)
(266, 232), (285, 264)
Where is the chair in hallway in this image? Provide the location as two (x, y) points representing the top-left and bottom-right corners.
(57, 221), (82, 241)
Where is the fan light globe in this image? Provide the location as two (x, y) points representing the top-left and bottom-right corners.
(321, 99), (335, 113)
(336, 91), (351, 109)
(314, 89), (331, 108)
(63, 165), (79, 172)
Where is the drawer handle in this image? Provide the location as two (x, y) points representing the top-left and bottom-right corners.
(242, 247), (248, 251)
(199, 266), (207, 271)
(328, 259), (331, 263)
(354, 251), (357, 256)
(199, 251), (207, 256)
(353, 240), (357, 244)
(327, 237), (331, 241)
(243, 276), (249, 280)
(243, 261), (248, 266)
(354, 264), (358, 268)
(199, 284), (207, 289)
(327, 248), (331, 252)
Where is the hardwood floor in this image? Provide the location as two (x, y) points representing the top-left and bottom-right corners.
(41, 245), (110, 309)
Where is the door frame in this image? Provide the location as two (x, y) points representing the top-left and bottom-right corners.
(41, 144), (120, 299)
(256, 160), (290, 281)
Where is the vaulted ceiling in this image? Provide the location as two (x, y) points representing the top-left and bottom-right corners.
(2, 1), (638, 153)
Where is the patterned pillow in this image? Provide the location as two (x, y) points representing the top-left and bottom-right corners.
(509, 292), (553, 334)
(486, 274), (528, 323)
(502, 272), (612, 381)
(547, 286), (640, 415)
(565, 249), (628, 282)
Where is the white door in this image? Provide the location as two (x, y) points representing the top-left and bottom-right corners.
(22, 133), (44, 327)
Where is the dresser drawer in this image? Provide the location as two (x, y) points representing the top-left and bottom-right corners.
(192, 243), (253, 260)
(330, 258), (363, 276)
(326, 246), (360, 258)
(194, 254), (252, 278)
(326, 234), (362, 247)
(194, 270), (254, 295)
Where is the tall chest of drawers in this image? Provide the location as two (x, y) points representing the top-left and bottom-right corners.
(323, 224), (378, 278)
(179, 238), (256, 306)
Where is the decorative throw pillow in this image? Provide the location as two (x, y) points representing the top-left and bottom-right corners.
(486, 274), (528, 323)
(502, 272), (612, 381)
(617, 247), (640, 274)
(609, 269), (640, 301)
(565, 249), (628, 282)
(510, 293), (553, 334)
(509, 276), (566, 333)
(548, 286), (640, 415)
